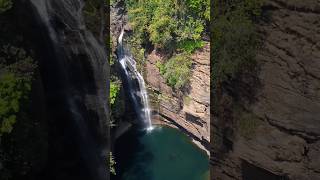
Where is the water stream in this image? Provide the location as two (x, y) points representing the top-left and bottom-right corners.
(29, 1), (108, 179)
(117, 29), (153, 131)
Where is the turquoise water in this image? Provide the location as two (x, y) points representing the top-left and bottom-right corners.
(113, 126), (209, 180)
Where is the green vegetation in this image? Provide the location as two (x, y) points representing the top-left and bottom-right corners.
(110, 80), (120, 106)
(127, 35), (146, 72)
(0, 7), (39, 178)
(109, 78), (121, 128)
(165, 55), (192, 89)
(0, 46), (36, 137)
(212, 0), (263, 84)
(109, 152), (116, 175)
(177, 40), (205, 54)
(0, 73), (26, 136)
(0, 0), (12, 13)
(126, 0), (209, 50)
(110, 0), (115, 6)
(211, 0), (264, 140)
(126, 0), (209, 89)
(156, 54), (192, 89)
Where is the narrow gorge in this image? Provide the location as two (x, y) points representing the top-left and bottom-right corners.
(110, 0), (210, 154)
(110, 0), (210, 179)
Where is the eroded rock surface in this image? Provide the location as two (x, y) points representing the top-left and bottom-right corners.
(146, 44), (210, 153)
(212, 0), (320, 179)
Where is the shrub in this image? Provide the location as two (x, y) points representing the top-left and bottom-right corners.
(177, 40), (205, 54)
(211, 0), (263, 85)
(0, 72), (32, 136)
(110, 80), (120, 106)
(109, 152), (116, 175)
(0, 46), (36, 137)
(148, 15), (175, 48)
(0, 0), (12, 14)
(155, 61), (165, 75)
(161, 54), (192, 89)
(125, 0), (209, 50)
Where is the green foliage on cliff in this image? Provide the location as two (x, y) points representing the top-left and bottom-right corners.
(0, 0), (12, 13)
(212, 15), (258, 82)
(212, 0), (263, 84)
(126, 0), (209, 50)
(211, 0), (264, 140)
(127, 35), (146, 71)
(109, 152), (116, 175)
(0, 4), (45, 178)
(110, 80), (120, 106)
(0, 46), (36, 137)
(157, 54), (192, 89)
(109, 78), (123, 128)
(177, 39), (205, 54)
(0, 73), (22, 135)
(126, 0), (209, 89)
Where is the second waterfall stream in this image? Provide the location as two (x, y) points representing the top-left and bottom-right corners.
(117, 29), (153, 131)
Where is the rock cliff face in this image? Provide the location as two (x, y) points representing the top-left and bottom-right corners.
(212, 0), (320, 179)
(146, 44), (210, 153)
(110, 0), (210, 154)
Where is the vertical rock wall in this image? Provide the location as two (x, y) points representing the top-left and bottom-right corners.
(211, 0), (320, 179)
(146, 44), (210, 153)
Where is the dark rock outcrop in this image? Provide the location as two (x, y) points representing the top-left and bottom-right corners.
(212, 0), (320, 179)
(25, 0), (109, 179)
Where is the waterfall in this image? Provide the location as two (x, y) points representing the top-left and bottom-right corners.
(117, 29), (153, 131)
(29, 0), (108, 179)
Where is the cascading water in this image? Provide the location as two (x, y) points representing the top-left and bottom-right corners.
(117, 29), (153, 131)
(29, 0), (108, 179)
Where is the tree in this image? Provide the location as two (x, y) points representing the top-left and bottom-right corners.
(0, 73), (30, 136)
(126, 0), (209, 50)
(160, 54), (192, 89)
(0, 0), (12, 14)
(0, 46), (36, 137)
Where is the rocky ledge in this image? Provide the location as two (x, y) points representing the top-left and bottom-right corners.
(145, 43), (210, 155)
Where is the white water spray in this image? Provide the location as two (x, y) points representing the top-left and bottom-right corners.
(118, 29), (153, 131)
